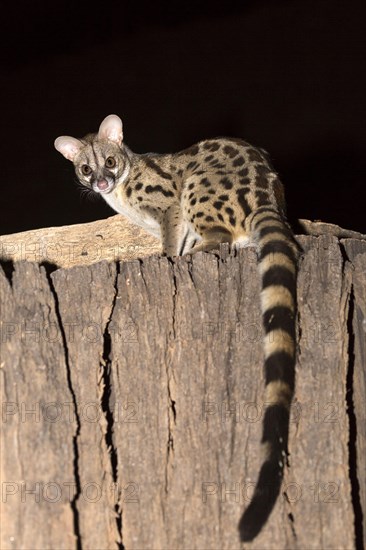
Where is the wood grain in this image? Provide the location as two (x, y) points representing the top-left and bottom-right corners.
(0, 215), (161, 269)
(1, 235), (365, 549)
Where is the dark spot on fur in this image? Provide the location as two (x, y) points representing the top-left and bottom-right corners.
(256, 190), (270, 205)
(204, 154), (214, 162)
(205, 215), (215, 222)
(247, 148), (264, 162)
(238, 168), (249, 177)
(237, 189), (252, 217)
(200, 177), (212, 188)
(203, 141), (220, 152)
(126, 187), (132, 198)
(145, 158), (172, 180)
(218, 194), (229, 201)
(213, 201), (223, 210)
(206, 225), (232, 237)
(190, 198), (197, 206)
(225, 207), (234, 216)
(220, 177), (233, 189)
(256, 164), (271, 176)
(216, 170), (232, 175)
(135, 182), (143, 191)
(218, 213), (224, 222)
(259, 225), (292, 240)
(199, 196), (210, 203)
(232, 156), (245, 167)
(256, 175), (269, 189)
(145, 184), (174, 197)
(210, 161), (225, 169)
(196, 212), (204, 218)
(224, 145), (239, 158)
(180, 144), (199, 156)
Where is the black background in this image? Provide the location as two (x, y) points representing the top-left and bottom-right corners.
(2, 0), (365, 236)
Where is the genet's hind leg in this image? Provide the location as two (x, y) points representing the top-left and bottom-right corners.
(186, 228), (233, 254)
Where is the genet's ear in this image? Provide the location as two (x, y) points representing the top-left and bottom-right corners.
(54, 136), (83, 161)
(98, 114), (123, 145)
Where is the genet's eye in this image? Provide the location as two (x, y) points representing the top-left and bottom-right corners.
(81, 164), (92, 176)
(105, 156), (116, 168)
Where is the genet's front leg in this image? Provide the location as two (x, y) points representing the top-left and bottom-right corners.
(161, 204), (185, 257)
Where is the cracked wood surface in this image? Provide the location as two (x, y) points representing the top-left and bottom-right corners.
(1, 235), (365, 550)
(0, 214), (161, 268)
(1, 214), (363, 270)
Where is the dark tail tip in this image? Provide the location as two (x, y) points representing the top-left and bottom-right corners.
(238, 455), (284, 542)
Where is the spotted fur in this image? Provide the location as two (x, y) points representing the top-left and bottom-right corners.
(55, 114), (298, 541)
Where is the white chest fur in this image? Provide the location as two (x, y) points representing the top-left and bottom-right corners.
(102, 186), (161, 238)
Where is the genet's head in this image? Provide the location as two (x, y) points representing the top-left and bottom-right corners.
(54, 114), (129, 194)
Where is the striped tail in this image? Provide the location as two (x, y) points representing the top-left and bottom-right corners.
(239, 207), (298, 542)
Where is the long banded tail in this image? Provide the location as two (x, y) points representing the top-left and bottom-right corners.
(239, 207), (298, 542)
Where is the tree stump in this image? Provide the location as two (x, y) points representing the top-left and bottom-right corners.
(1, 232), (365, 549)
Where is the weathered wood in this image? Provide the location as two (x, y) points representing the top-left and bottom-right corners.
(1, 235), (365, 549)
(342, 239), (366, 547)
(0, 263), (76, 549)
(51, 263), (121, 548)
(0, 214), (161, 269)
(299, 219), (366, 240)
(1, 215), (364, 270)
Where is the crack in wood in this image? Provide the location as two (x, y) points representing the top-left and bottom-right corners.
(283, 491), (298, 542)
(164, 259), (178, 495)
(339, 241), (365, 550)
(168, 257), (178, 340)
(99, 262), (124, 549)
(345, 281), (365, 550)
(46, 266), (82, 550)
